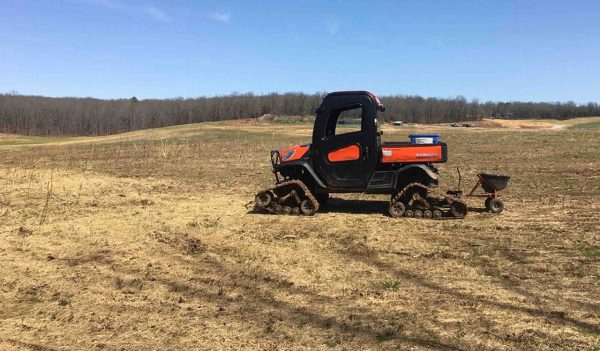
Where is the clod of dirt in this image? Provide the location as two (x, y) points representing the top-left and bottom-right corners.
(18, 226), (33, 237)
(184, 238), (203, 254)
(149, 230), (204, 255)
(130, 198), (155, 206)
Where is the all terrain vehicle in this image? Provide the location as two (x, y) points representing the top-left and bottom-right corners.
(254, 91), (505, 218)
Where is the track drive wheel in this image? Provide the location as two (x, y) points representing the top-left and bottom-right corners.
(404, 209), (414, 218)
(423, 210), (432, 219)
(388, 201), (406, 218)
(487, 198), (504, 214)
(300, 198), (317, 216)
(413, 209), (423, 219)
(432, 210), (442, 219)
(255, 191), (272, 208)
(450, 201), (468, 218)
(272, 203), (283, 214)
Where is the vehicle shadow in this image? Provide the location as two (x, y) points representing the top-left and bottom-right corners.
(467, 206), (488, 213)
(320, 197), (389, 215)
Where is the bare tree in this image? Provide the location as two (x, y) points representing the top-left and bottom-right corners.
(0, 92), (598, 136)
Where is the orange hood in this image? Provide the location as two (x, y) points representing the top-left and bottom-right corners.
(280, 144), (310, 162)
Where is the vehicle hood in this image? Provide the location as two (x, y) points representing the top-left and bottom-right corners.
(279, 144), (310, 162)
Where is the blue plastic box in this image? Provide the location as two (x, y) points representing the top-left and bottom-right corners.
(409, 134), (440, 144)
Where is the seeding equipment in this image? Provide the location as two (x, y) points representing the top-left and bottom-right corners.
(254, 91), (509, 218)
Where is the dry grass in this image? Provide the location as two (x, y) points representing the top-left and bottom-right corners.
(1, 121), (599, 350)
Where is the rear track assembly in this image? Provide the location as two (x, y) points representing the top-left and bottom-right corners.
(389, 182), (468, 219)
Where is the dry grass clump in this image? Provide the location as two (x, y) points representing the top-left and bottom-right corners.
(0, 122), (599, 350)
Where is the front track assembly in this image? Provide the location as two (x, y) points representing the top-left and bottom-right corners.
(254, 180), (320, 216)
(388, 183), (468, 219)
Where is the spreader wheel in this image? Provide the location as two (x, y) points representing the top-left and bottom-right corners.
(300, 199), (317, 216)
(487, 198), (504, 214)
(405, 209), (414, 218)
(450, 201), (468, 218)
(388, 201), (406, 218)
(413, 209), (423, 219)
(423, 210), (432, 219)
(432, 210), (442, 219)
(255, 192), (272, 208)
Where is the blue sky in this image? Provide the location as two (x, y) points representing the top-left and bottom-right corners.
(1, 0), (599, 102)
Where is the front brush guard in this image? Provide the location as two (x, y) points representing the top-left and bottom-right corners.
(270, 150), (282, 183)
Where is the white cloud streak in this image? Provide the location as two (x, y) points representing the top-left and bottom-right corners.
(145, 5), (171, 22)
(87, 0), (172, 23)
(89, 0), (127, 11)
(210, 11), (231, 23)
(327, 20), (339, 35)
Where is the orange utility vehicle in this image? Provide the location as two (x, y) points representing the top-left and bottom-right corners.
(254, 91), (506, 218)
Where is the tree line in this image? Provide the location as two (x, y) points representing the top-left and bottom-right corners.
(1, 92), (598, 136)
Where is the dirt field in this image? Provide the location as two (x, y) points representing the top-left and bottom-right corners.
(1, 120), (599, 350)
(470, 117), (600, 130)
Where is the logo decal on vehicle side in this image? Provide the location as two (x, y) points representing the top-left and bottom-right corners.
(416, 153), (439, 158)
(382, 149), (392, 156)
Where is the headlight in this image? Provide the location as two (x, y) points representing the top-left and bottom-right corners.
(281, 150), (295, 161)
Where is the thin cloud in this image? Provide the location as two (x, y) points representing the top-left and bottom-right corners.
(326, 20), (339, 35)
(89, 0), (126, 10)
(86, 0), (172, 23)
(145, 5), (171, 22)
(210, 11), (231, 23)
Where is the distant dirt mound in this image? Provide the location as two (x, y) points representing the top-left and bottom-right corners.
(473, 118), (565, 129)
(257, 114), (275, 123)
(474, 120), (505, 128)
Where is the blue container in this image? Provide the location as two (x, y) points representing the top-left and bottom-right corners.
(409, 134), (440, 144)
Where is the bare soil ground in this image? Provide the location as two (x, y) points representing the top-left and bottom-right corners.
(1, 120), (599, 350)
(468, 117), (600, 129)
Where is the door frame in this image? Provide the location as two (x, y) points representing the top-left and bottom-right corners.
(312, 93), (378, 189)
